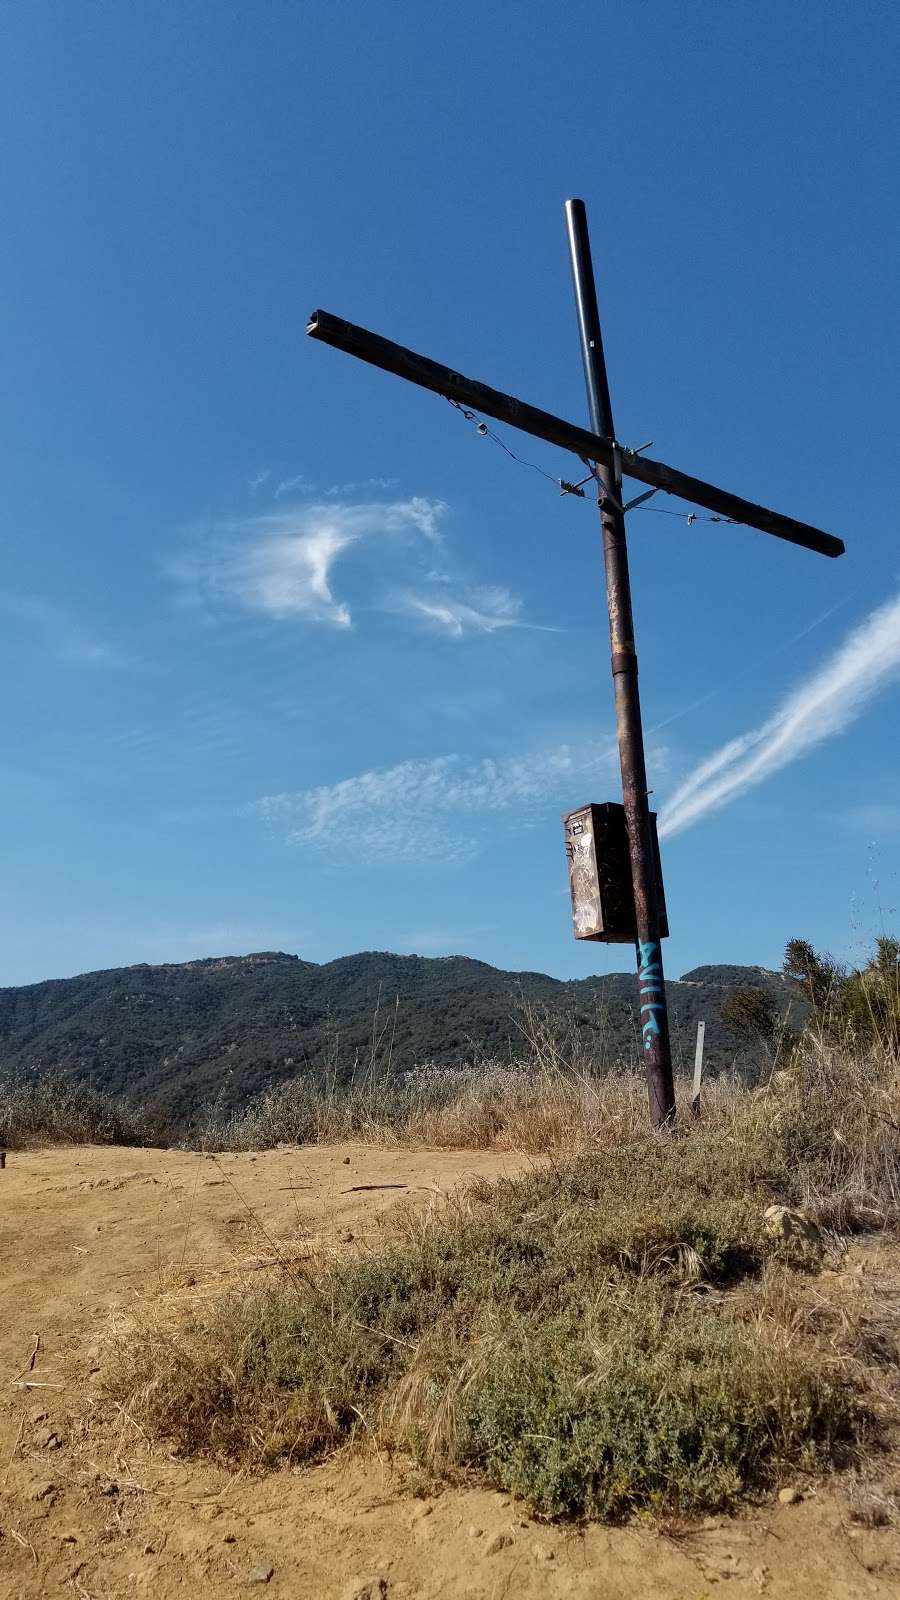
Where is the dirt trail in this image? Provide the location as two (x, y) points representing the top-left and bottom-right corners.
(1, 1143), (899, 1598)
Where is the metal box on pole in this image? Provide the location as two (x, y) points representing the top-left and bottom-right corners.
(563, 802), (668, 943)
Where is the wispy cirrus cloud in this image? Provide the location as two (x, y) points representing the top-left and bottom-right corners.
(324, 476), (399, 497)
(0, 593), (124, 668)
(273, 472), (313, 499)
(171, 497), (447, 628)
(255, 742), (619, 864)
(397, 583), (548, 638)
(659, 588), (900, 839)
(263, 470), (399, 501)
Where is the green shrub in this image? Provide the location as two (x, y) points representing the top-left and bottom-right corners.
(784, 935), (900, 1054)
(454, 1294), (855, 1517)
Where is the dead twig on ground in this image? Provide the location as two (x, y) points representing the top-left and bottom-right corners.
(11, 1332), (41, 1383)
(352, 1320), (417, 1351)
(342, 1183), (408, 1193)
(9, 1526), (38, 1566)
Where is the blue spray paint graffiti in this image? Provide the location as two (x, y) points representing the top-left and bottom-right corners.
(638, 938), (664, 1052)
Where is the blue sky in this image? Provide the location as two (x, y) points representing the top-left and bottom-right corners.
(2, 2), (898, 987)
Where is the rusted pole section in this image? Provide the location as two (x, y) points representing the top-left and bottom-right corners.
(564, 198), (676, 1129)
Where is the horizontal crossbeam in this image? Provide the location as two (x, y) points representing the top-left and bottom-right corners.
(307, 309), (844, 559)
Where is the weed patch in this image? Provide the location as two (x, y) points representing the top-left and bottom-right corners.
(109, 1057), (893, 1518)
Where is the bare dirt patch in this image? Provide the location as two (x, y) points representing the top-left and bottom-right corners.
(1, 1142), (899, 1598)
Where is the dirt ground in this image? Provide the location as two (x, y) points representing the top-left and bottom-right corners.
(1, 1142), (899, 1599)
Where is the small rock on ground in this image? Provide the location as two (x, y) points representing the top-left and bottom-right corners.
(248, 1565), (274, 1584)
(485, 1532), (513, 1556)
(345, 1580), (387, 1600)
(778, 1486), (802, 1505)
(763, 1205), (821, 1245)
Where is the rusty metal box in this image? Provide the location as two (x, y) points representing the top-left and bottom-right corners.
(562, 802), (668, 943)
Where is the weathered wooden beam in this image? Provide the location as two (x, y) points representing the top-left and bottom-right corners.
(307, 309), (844, 559)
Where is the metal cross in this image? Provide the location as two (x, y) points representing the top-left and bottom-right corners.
(307, 199), (844, 1129)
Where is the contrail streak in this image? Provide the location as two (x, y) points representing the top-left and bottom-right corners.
(646, 595), (850, 737)
(658, 588), (900, 839)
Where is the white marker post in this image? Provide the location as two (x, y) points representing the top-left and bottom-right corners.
(692, 1021), (706, 1119)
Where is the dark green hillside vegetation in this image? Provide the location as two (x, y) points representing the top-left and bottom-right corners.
(0, 950), (802, 1121)
(111, 1035), (899, 1520)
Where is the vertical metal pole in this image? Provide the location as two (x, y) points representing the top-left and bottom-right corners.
(564, 197), (676, 1129)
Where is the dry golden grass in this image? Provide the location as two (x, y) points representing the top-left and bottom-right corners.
(0, 1071), (162, 1149)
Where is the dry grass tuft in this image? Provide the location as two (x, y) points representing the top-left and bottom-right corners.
(0, 1072), (163, 1150)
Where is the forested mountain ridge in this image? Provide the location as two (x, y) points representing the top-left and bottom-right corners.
(0, 950), (802, 1119)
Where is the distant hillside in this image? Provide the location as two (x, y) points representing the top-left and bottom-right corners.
(0, 950), (804, 1120)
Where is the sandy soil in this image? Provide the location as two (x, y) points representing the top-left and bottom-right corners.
(1, 1142), (899, 1599)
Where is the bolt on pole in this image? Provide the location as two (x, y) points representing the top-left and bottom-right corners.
(564, 198), (676, 1129)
